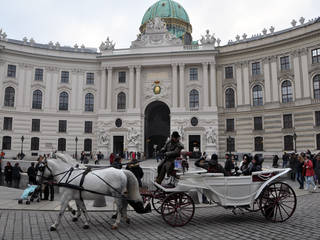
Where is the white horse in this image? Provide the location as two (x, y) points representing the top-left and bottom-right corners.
(37, 153), (150, 231)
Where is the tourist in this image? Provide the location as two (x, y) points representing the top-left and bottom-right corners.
(126, 158), (144, 187)
(12, 162), (23, 188)
(4, 162), (12, 187)
(282, 152), (289, 168)
(296, 155), (305, 189)
(224, 154), (234, 176)
(272, 154), (279, 168)
(111, 156), (122, 169)
(303, 155), (317, 192)
(313, 154), (320, 187)
(27, 162), (37, 185)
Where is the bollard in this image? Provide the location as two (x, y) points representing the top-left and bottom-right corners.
(93, 196), (107, 207)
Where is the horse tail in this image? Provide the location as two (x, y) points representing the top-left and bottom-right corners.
(123, 170), (142, 202)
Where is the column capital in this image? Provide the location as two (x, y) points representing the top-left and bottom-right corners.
(135, 65), (141, 70)
(171, 63), (178, 67)
(209, 61), (216, 66)
(178, 63), (185, 68)
(128, 65), (135, 70)
(202, 62), (209, 67)
(106, 66), (113, 71)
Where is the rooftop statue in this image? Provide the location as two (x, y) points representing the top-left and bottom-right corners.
(99, 37), (116, 51)
(200, 30), (216, 46)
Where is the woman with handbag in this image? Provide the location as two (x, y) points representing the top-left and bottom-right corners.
(303, 155), (317, 192)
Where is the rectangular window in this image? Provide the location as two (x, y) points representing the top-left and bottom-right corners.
(59, 120), (67, 133)
(312, 48), (320, 64)
(226, 119), (234, 132)
(315, 111), (320, 126)
(225, 66), (233, 79)
(254, 117), (263, 130)
(280, 56), (290, 70)
(86, 72), (94, 85)
(84, 121), (93, 133)
(252, 62), (261, 75)
(283, 114), (293, 129)
(189, 68), (198, 80)
(32, 119), (40, 132)
(118, 71), (126, 83)
(3, 117), (13, 131)
(61, 71), (69, 83)
(7, 65), (16, 78)
(35, 68), (44, 81)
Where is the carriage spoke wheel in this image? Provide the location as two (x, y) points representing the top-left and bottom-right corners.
(152, 189), (166, 214)
(161, 192), (195, 227)
(259, 182), (297, 222)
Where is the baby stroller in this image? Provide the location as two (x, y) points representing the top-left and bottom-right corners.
(18, 185), (41, 204)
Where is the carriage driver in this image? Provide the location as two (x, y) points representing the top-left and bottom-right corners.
(156, 131), (184, 184)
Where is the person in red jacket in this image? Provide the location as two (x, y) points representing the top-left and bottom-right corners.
(303, 155), (317, 192)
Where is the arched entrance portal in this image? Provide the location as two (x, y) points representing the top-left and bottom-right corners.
(144, 101), (170, 158)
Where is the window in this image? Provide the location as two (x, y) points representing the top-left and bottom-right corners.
(32, 119), (40, 132)
(7, 65), (16, 78)
(283, 114), (293, 129)
(31, 137), (40, 151)
(86, 72), (94, 85)
(252, 62), (261, 75)
(4, 87), (15, 107)
(117, 92), (126, 110)
(284, 135), (294, 151)
(226, 119), (234, 132)
(32, 90), (42, 109)
(118, 71), (126, 83)
(317, 134), (320, 150)
(189, 89), (199, 109)
(280, 56), (290, 70)
(227, 137), (235, 152)
(85, 93), (94, 112)
(225, 66), (233, 79)
(313, 74), (320, 99)
(85, 121), (92, 133)
(252, 85), (263, 106)
(59, 120), (67, 133)
(2, 136), (11, 150)
(254, 137), (263, 151)
(61, 71), (69, 83)
(3, 117), (13, 131)
(189, 68), (198, 80)
(84, 139), (92, 152)
(254, 117), (263, 130)
(281, 80), (293, 103)
(312, 48), (320, 64)
(35, 68), (43, 81)
(58, 138), (66, 151)
(315, 111), (320, 126)
(59, 92), (69, 110)
(225, 88), (235, 108)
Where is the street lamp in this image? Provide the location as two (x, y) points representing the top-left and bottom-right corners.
(293, 132), (297, 153)
(227, 136), (232, 156)
(20, 136), (24, 159)
(75, 136), (78, 160)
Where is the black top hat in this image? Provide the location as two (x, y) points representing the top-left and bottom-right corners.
(171, 131), (180, 138)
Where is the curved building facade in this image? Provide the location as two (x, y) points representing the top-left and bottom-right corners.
(0, 1), (320, 159)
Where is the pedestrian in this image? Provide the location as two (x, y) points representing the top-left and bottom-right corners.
(27, 162), (37, 185)
(4, 162), (12, 187)
(314, 154), (320, 187)
(80, 151), (85, 164)
(272, 155), (279, 168)
(289, 153), (297, 181)
(296, 155), (305, 189)
(282, 152), (289, 168)
(109, 153), (115, 165)
(224, 154), (234, 176)
(111, 156), (122, 169)
(126, 158), (144, 187)
(303, 155), (317, 192)
(12, 162), (23, 188)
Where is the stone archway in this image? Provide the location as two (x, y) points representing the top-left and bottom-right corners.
(144, 101), (170, 158)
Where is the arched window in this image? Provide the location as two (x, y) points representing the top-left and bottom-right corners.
(189, 89), (199, 109)
(59, 92), (69, 111)
(281, 80), (293, 103)
(254, 137), (263, 151)
(31, 137), (40, 151)
(2, 136), (11, 150)
(252, 85), (263, 106)
(225, 88), (235, 108)
(58, 138), (66, 152)
(117, 92), (126, 110)
(313, 74), (320, 99)
(85, 93), (94, 112)
(84, 139), (92, 152)
(284, 135), (293, 151)
(32, 90), (42, 109)
(4, 87), (15, 107)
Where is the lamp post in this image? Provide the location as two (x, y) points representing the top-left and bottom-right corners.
(227, 136), (232, 156)
(293, 132), (297, 153)
(75, 136), (78, 160)
(20, 136), (24, 159)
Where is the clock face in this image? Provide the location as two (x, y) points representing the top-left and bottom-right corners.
(153, 85), (161, 95)
(191, 117), (198, 127)
(115, 118), (122, 128)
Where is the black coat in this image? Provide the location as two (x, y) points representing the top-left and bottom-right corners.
(4, 165), (12, 182)
(12, 166), (23, 179)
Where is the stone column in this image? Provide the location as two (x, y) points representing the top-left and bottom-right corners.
(300, 49), (310, 98)
(292, 52), (302, 100)
(210, 62), (217, 107)
(242, 62), (250, 105)
(263, 58), (272, 103)
(51, 70), (58, 110)
(172, 63), (178, 108)
(236, 63), (243, 106)
(24, 65), (33, 110)
(129, 66), (135, 110)
(270, 57), (279, 102)
(17, 64), (26, 109)
(179, 63), (185, 108)
(202, 62), (209, 108)
(0, 61), (5, 106)
(100, 68), (107, 110)
(106, 67), (113, 111)
(71, 69), (78, 111)
(135, 65), (141, 110)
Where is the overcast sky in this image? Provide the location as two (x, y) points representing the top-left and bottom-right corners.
(1, 0), (319, 49)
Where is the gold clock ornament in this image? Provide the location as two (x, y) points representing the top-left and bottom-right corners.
(153, 80), (161, 95)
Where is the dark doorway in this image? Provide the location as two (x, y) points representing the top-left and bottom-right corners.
(189, 135), (201, 158)
(144, 101), (170, 158)
(113, 136), (124, 156)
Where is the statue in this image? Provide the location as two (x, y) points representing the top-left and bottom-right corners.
(99, 132), (109, 146)
(177, 125), (185, 141)
(127, 127), (140, 145)
(206, 127), (217, 145)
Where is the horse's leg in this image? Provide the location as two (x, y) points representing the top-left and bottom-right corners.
(72, 200), (82, 222)
(78, 200), (90, 229)
(112, 198), (122, 230)
(122, 200), (130, 224)
(67, 203), (77, 216)
(50, 193), (72, 231)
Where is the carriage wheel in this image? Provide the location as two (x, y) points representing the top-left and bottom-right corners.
(151, 189), (166, 214)
(246, 198), (261, 212)
(161, 192), (195, 227)
(259, 182), (297, 222)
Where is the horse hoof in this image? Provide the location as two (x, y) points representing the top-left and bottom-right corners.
(72, 217), (78, 222)
(71, 210), (76, 215)
(83, 224), (89, 229)
(50, 226), (56, 231)
(111, 225), (118, 230)
(126, 218), (130, 224)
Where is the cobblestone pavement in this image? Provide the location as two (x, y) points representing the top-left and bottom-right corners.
(1, 191), (319, 240)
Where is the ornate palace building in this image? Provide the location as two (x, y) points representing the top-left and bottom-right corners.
(1, 0), (320, 159)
